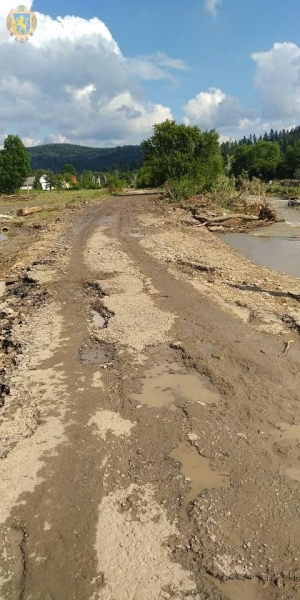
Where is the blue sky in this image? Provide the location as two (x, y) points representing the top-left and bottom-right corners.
(0, 0), (299, 146)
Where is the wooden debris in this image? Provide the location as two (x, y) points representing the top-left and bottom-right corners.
(282, 340), (294, 356)
(16, 205), (47, 217)
(177, 259), (216, 273)
(193, 213), (259, 225)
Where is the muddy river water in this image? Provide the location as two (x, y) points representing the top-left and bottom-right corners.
(219, 197), (300, 279)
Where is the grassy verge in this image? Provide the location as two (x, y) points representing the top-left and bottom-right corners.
(0, 189), (108, 227)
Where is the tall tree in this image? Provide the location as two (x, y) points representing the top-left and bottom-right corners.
(61, 163), (77, 175)
(0, 135), (30, 194)
(232, 141), (281, 180)
(140, 120), (223, 189)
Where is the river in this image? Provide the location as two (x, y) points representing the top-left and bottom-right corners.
(219, 197), (300, 279)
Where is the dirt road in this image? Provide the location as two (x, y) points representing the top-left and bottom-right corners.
(1, 194), (300, 599)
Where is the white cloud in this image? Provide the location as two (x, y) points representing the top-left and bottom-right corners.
(0, 0), (32, 18)
(183, 41), (300, 140)
(204, 0), (222, 17)
(127, 53), (189, 82)
(0, 8), (173, 146)
(252, 42), (300, 121)
(183, 87), (254, 131)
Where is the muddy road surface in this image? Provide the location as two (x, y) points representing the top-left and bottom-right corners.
(1, 195), (300, 599)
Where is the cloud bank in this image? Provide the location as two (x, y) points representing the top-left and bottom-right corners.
(0, 3), (298, 147)
(183, 42), (300, 139)
(0, 7), (174, 146)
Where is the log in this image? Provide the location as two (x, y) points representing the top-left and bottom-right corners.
(17, 205), (47, 217)
(193, 213), (259, 225)
(115, 190), (160, 197)
(177, 259), (216, 273)
(0, 214), (13, 220)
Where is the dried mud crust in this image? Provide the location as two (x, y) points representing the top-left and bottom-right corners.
(0, 195), (300, 600)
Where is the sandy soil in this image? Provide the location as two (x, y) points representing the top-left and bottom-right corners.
(0, 194), (300, 599)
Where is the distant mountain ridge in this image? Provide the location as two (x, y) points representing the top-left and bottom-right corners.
(27, 143), (143, 174)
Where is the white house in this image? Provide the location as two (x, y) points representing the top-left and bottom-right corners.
(20, 176), (35, 191)
(39, 174), (50, 190)
(21, 174), (54, 190)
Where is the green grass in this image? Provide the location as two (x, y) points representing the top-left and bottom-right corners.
(0, 189), (108, 225)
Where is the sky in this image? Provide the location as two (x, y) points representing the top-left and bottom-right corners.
(0, 0), (299, 147)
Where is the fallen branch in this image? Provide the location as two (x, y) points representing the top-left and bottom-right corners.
(193, 213), (259, 225)
(177, 259), (216, 273)
(282, 340), (294, 356)
(0, 214), (13, 220)
(17, 205), (48, 217)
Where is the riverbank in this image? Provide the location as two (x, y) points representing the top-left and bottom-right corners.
(139, 199), (300, 340)
(219, 196), (300, 279)
(174, 192), (277, 234)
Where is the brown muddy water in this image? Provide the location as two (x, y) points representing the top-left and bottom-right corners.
(211, 577), (270, 600)
(170, 441), (229, 518)
(219, 198), (300, 279)
(130, 362), (221, 409)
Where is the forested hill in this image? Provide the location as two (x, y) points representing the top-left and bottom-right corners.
(27, 143), (143, 173)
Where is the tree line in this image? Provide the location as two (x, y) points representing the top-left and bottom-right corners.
(221, 126), (300, 180)
(1, 123), (300, 196)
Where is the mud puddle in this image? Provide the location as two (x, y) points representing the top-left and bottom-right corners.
(170, 441), (229, 517)
(91, 310), (105, 328)
(211, 577), (268, 600)
(78, 340), (113, 365)
(131, 362), (221, 409)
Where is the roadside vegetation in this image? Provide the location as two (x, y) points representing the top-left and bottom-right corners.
(1, 122), (300, 232)
(135, 120), (277, 228)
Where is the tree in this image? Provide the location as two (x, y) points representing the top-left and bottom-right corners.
(284, 141), (300, 177)
(80, 170), (96, 189)
(140, 120), (223, 189)
(61, 163), (77, 176)
(33, 169), (45, 189)
(45, 170), (56, 190)
(250, 141), (281, 179)
(232, 141), (281, 180)
(0, 135), (30, 194)
(232, 145), (253, 178)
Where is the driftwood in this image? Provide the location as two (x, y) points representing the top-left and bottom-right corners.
(0, 214), (13, 220)
(17, 205), (47, 217)
(282, 340), (294, 356)
(177, 259), (216, 273)
(194, 213), (259, 226)
(116, 190), (159, 197)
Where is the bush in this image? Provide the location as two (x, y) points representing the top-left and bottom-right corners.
(105, 175), (126, 194)
(165, 177), (199, 202)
